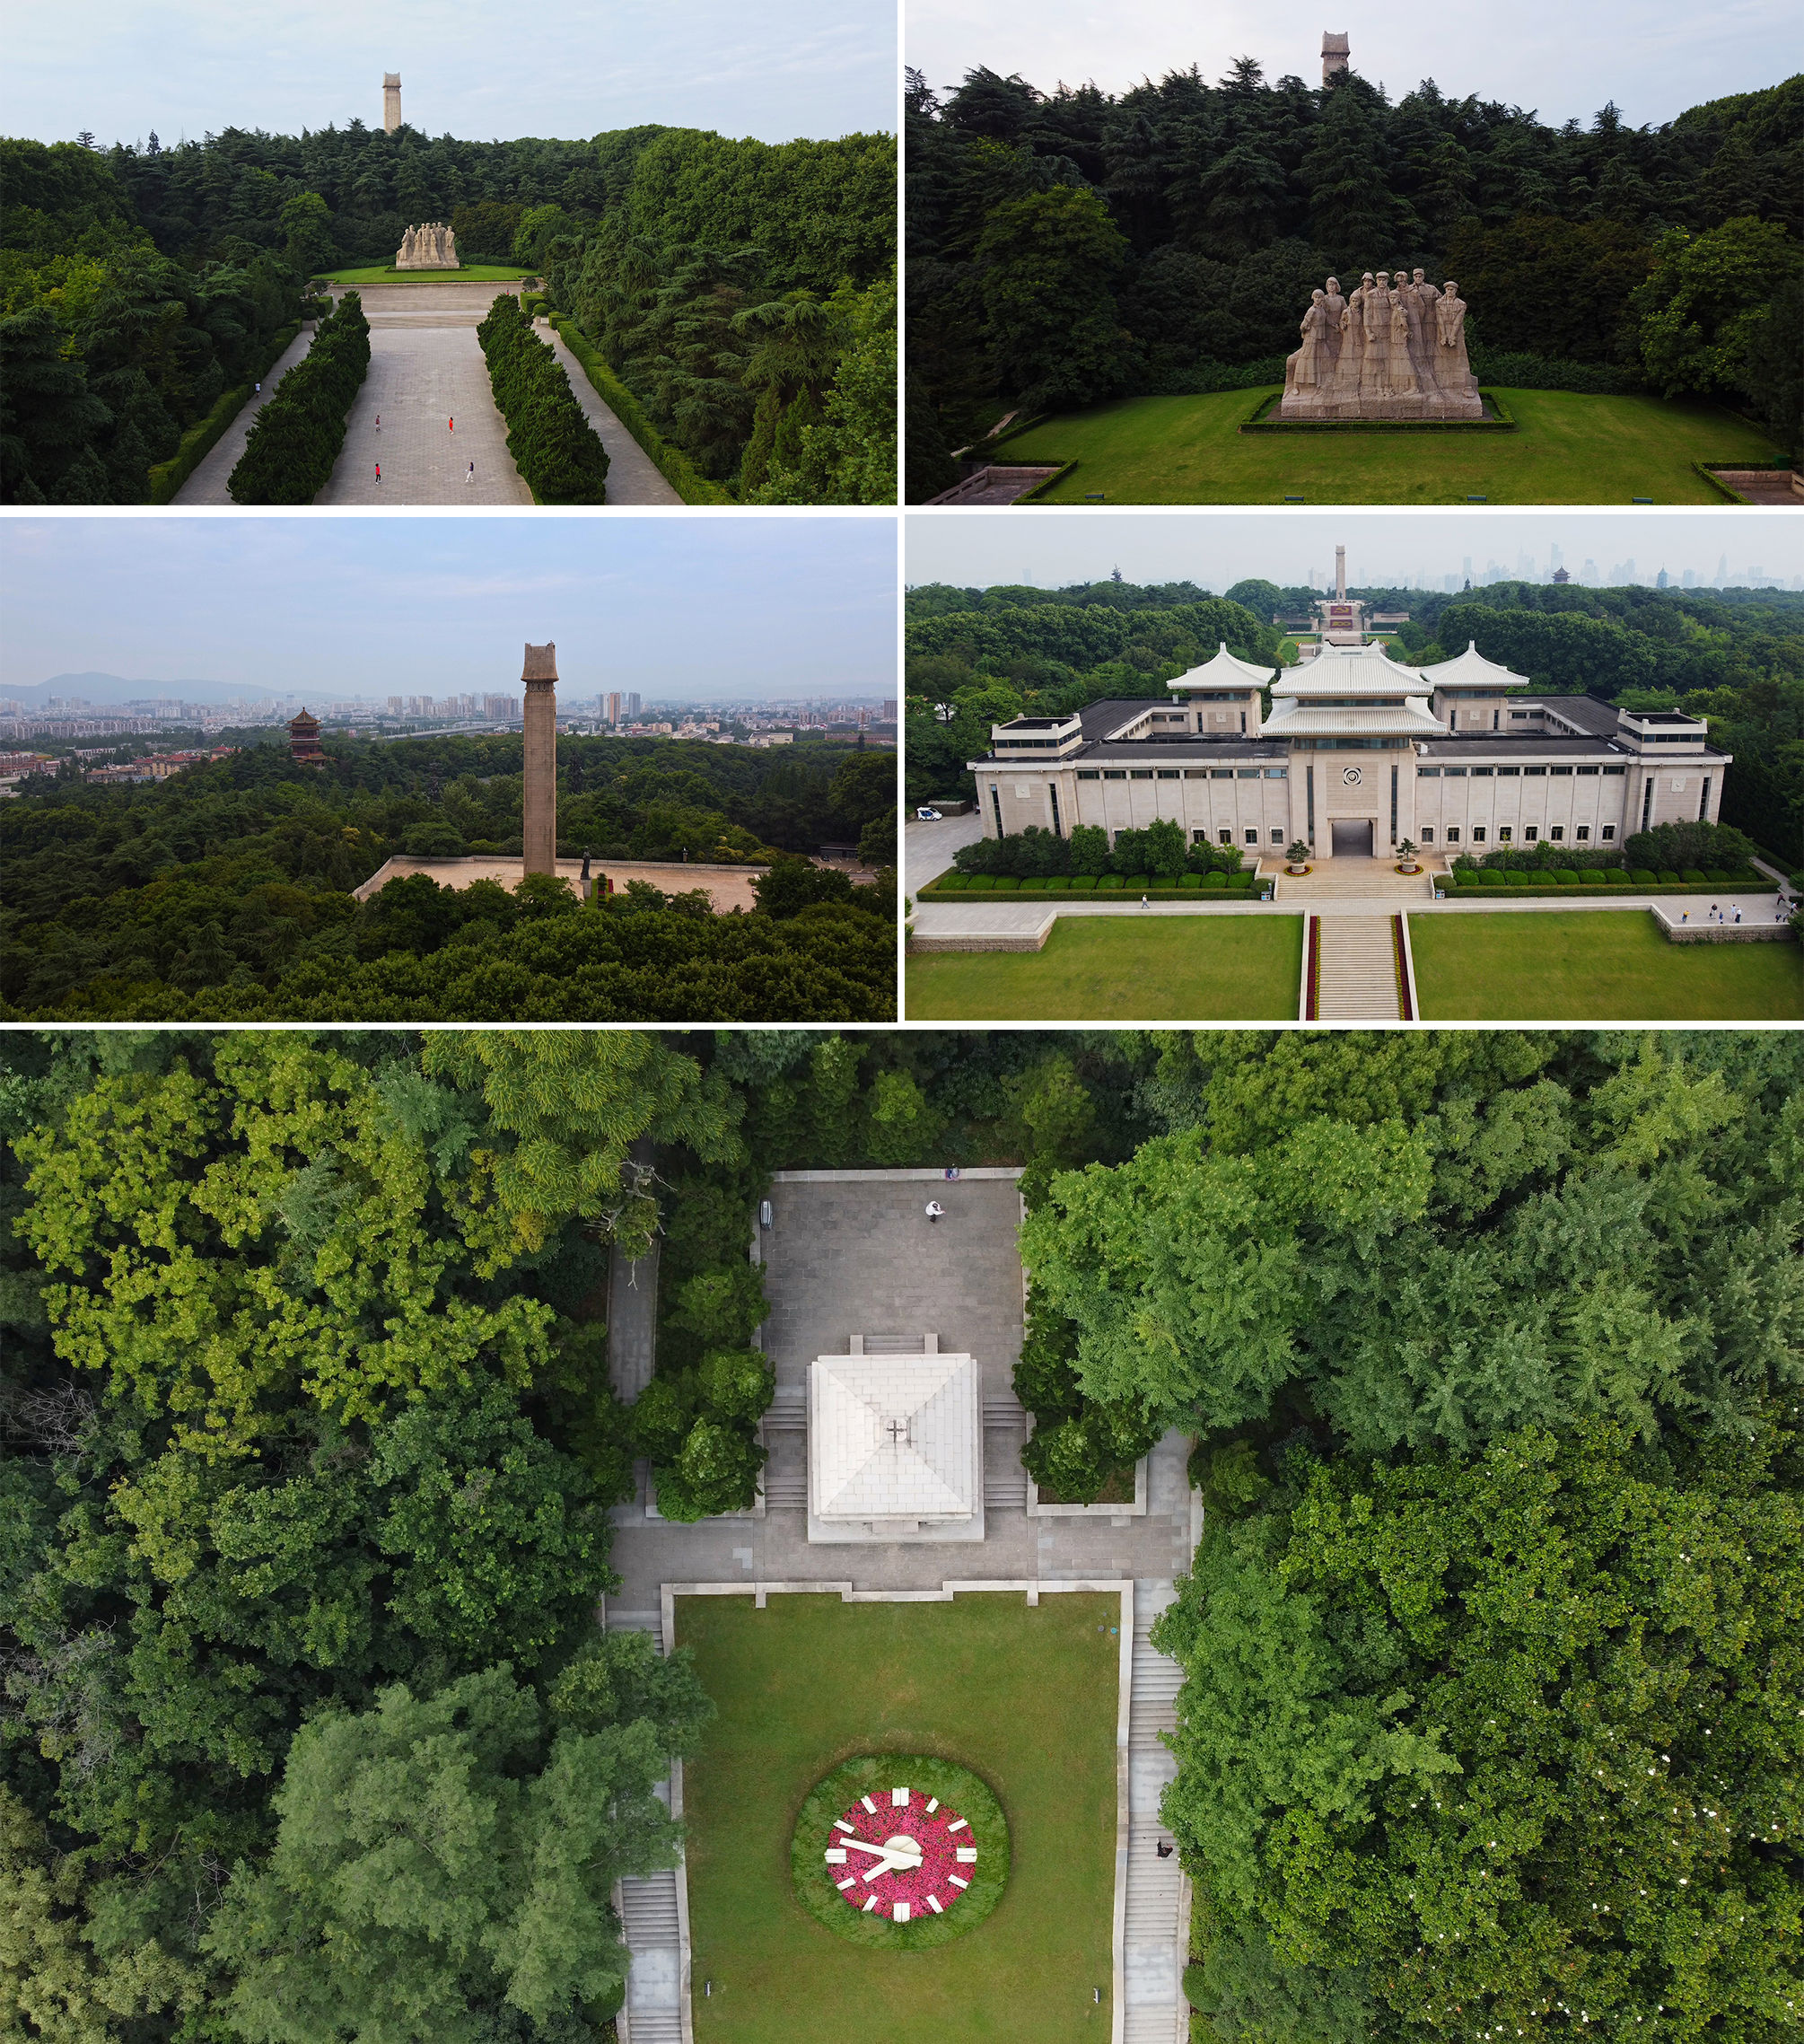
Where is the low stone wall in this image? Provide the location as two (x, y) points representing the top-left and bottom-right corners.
(1652, 905), (1796, 943)
(908, 928), (1051, 952)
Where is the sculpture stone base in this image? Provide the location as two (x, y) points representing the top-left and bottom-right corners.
(1277, 388), (1482, 422)
(395, 254), (462, 271)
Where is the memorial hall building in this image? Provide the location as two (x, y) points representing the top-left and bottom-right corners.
(970, 639), (1732, 863)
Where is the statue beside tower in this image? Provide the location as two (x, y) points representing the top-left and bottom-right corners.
(521, 644), (558, 877)
(382, 73), (402, 133)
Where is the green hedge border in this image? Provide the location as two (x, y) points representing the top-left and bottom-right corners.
(1015, 459), (1080, 501)
(1441, 878), (1777, 899)
(791, 1754), (1009, 1951)
(1239, 389), (1518, 434)
(546, 313), (731, 504)
(923, 872), (1261, 901)
(148, 320), (302, 504)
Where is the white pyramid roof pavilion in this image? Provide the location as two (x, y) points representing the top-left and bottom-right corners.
(1169, 642), (1275, 692)
(1418, 640), (1533, 690)
(1270, 641), (1425, 697)
(810, 1351), (979, 1523)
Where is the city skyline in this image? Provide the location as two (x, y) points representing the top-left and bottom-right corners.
(905, 513), (1804, 597)
(9, 0), (896, 150)
(0, 519), (898, 706)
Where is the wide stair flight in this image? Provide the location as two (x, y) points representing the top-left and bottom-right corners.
(1313, 915), (1405, 1021)
(609, 1606), (687, 2044)
(1123, 1580), (1189, 2044)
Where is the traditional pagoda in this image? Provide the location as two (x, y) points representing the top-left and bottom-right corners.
(287, 708), (326, 767)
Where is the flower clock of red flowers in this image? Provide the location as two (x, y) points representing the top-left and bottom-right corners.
(822, 1783), (980, 1924)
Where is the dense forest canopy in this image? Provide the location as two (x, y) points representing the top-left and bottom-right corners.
(903, 577), (1804, 863)
(3, 1028), (1797, 2040)
(905, 62), (1804, 493)
(1, 115), (897, 502)
(0, 733), (898, 1021)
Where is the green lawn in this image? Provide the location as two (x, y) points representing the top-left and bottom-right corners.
(318, 264), (533, 284)
(679, 1592), (1121, 2044)
(999, 387), (1777, 504)
(907, 913), (1303, 1019)
(1413, 910), (1804, 1019)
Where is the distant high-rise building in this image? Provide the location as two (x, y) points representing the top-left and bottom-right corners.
(626, 692), (643, 718)
(1714, 553), (1730, 588)
(482, 693), (515, 720)
(388, 696), (403, 715)
(1681, 568), (1699, 589)
(605, 691), (624, 725)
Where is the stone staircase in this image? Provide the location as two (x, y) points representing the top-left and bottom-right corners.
(1124, 1581), (1189, 2044)
(761, 1384), (808, 1507)
(1313, 915), (1403, 1021)
(983, 1396), (1029, 1506)
(609, 1605), (687, 2044)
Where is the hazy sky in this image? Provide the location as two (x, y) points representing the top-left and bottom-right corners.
(909, 0), (1799, 130)
(7, 0), (896, 149)
(3, 518), (899, 702)
(904, 512), (1804, 591)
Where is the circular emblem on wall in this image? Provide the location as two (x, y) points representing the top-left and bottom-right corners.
(793, 1754), (1008, 1948)
(1342, 766), (1362, 786)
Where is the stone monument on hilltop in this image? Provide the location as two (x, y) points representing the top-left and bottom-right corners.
(1321, 31), (1350, 84)
(383, 73), (402, 134)
(396, 222), (460, 270)
(521, 644), (558, 877)
(1277, 268), (1481, 421)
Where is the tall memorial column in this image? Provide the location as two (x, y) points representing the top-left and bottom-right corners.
(521, 642), (558, 877)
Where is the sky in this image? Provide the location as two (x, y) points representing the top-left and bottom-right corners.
(6, 0), (897, 149)
(904, 511), (1804, 592)
(1, 518), (899, 703)
(908, 0), (1800, 130)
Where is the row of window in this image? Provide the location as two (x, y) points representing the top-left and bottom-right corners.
(1418, 823), (1616, 845)
(1077, 767), (1287, 781)
(1102, 827), (1287, 847)
(1418, 764), (1624, 778)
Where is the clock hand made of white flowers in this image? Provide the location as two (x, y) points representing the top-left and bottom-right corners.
(823, 1785), (979, 1923)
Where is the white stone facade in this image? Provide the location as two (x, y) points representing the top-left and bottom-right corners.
(970, 640), (1732, 863)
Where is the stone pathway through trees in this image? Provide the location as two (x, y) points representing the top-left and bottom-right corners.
(534, 320), (682, 505)
(171, 323), (317, 504)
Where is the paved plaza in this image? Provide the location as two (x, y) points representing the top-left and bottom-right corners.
(605, 1168), (1197, 2044)
(176, 282), (683, 506)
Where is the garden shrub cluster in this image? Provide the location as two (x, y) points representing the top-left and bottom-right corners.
(633, 1139), (775, 1521)
(547, 311), (731, 503)
(1013, 1289), (1156, 1503)
(227, 292), (370, 503)
(1446, 820), (1770, 891)
(148, 319), (302, 501)
(476, 294), (610, 504)
(952, 819), (1248, 881)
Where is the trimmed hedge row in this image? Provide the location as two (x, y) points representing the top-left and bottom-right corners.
(546, 312), (731, 504)
(924, 870), (1262, 899)
(1241, 390), (1519, 434)
(477, 295), (609, 504)
(1443, 864), (1776, 899)
(228, 296), (370, 504)
(149, 320), (302, 504)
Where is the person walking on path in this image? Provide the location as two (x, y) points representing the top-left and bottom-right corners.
(1710, 902), (1721, 923)
(375, 414), (381, 433)
(448, 417), (454, 434)
(466, 461), (474, 484)
(254, 381), (261, 396)
(924, 1201), (945, 1224)
(1734, 907), (1743, 924)
(374, 463), (381, 486)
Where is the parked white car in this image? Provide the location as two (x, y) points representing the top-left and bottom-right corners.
(915, 806), (942, 821)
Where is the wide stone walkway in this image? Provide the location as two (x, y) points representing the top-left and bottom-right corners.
(605, 1169), (1198, 2044)
(170, 323), (318, 504)
(320, 325), (531, 504)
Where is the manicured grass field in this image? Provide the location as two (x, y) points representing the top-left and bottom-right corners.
(907, 913), (1303, 1019)
(1412, 909), (1804, 1019)
(1000, 387), (1777, 504)
(679, 1592), (1121, 2044)
(318, 264), (533, 284)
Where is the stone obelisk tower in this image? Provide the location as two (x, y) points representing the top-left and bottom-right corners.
(382, 73), (402, 134)
(1321, 33), (1349, 84)
(1335, 544), (1346, 599)
(521, 643), (558, 877)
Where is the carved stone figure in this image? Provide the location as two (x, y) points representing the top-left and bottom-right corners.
(395, 222), (461, 271)
(1275, 265), (1481, 419)
(1283, 289), (1335, 397)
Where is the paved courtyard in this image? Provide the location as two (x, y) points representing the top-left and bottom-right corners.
(320, 324), (532, 505)
(605, 1167), (1197, 2044)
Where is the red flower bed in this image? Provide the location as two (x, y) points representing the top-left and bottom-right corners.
(822, 1784), (977, 1921)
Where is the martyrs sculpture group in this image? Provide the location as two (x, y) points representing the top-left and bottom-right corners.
(1279, 269), (1481, 421)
